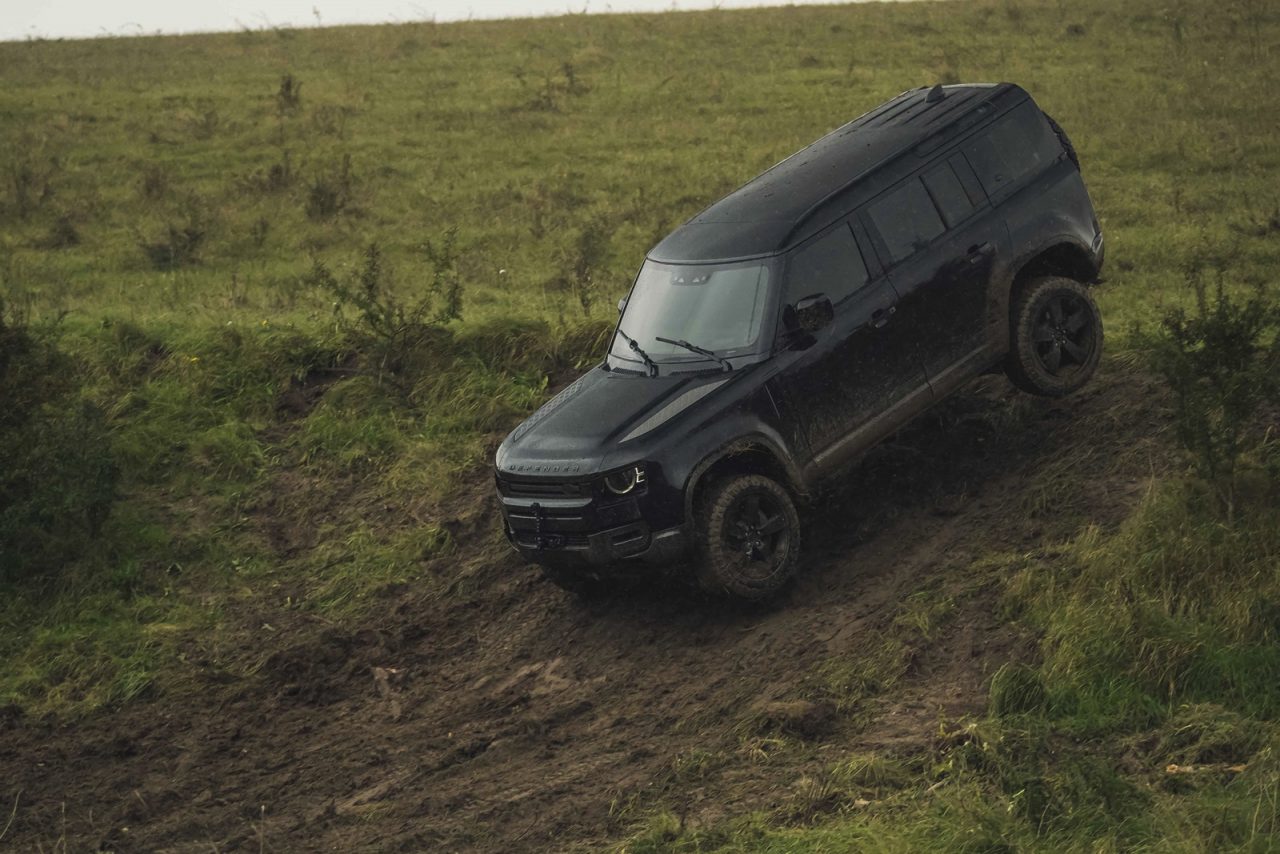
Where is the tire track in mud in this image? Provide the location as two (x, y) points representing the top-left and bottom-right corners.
(0, 367), (1171, 852)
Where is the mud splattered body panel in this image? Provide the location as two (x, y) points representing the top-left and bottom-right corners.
(496, 82), (1103, 572)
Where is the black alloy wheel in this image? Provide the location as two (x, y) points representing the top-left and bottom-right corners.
(1006, 276), (1103, 397)
(1033, 292), (1095, 375)
(724, 491), (789, 575)
(695, 474), (800, 599)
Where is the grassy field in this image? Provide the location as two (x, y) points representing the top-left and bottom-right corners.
(1, 0), (1279, 849)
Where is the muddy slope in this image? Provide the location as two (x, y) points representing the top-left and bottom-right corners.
(0, 367), (1169, 852)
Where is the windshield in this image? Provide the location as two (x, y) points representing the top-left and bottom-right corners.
(609, 259), (775, 372)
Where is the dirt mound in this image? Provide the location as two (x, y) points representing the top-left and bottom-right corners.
(0, 367), (1169, 852)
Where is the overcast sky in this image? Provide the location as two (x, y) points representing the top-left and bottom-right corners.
(3, 0), (903, 42)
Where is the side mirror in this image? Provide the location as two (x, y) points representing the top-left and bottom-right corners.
(793, 293), (834, 333)
(617, 297), (628, 314)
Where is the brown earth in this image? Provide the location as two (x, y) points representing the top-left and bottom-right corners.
(0, 365), (1172, 852)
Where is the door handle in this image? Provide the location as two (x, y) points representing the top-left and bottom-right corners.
(965, 242), (993, 265)
(869, 306), (896, 329)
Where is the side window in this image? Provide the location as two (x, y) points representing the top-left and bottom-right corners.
(922, 162), (975, 228)
(964, 103), (1062, 197)
(867, 178), (945, 264)
(786, 224), (868, 306)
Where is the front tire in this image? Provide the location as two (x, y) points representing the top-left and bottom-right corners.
(694, 474), (800, 600)
(1006, 276), (1103, 397)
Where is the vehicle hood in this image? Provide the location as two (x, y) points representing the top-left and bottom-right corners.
(495, 365), (734, 476)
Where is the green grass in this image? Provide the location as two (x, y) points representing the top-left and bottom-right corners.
(618, 471), (1280, 852)
(1020, 479), (1280, 729)
(3, 0), (1278, 330)
(1, 0), (1280, 847)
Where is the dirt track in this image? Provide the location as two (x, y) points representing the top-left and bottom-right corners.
(0, 366), (1170, 852)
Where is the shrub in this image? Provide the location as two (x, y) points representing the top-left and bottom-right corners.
(305, 153), (353, 220)
(138, 198), (210, 270)
(0, 301), (117, 582)
(238, 149), (294, 195)
(309, 236), (464, 395)
(1142, 264), (1279, 513)
(276, 73), (303, 115)
(37, 213), (81, 250)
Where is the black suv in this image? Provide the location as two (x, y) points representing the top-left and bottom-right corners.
(495, 83), (1105, 599)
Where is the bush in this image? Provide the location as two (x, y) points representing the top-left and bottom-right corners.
(1142, 264), (1280, 513)
(140, 222), (204, 269)
(305, 153), (353, 220)
(0, 301), (117, 582)
(276, 73), (303, 115)
(38, 213), (81, 250)
(310, 237), (463, 396)
(237, 149), (294, 196)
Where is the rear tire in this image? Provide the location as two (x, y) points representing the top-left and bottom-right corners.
(694, 474), (800, 600)
(1006, 276), (1103, 397)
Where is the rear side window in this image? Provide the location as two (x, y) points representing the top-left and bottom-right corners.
(922, 162), (975, 228)
(867, 178), (945, 264)
(787, 224), (868, 306)
(964, 102), (1062, 197)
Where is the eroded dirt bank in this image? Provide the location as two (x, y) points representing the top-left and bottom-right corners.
(0, 367), (1170, 852)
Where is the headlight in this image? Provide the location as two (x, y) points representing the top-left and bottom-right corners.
(604, 465), (646, 496)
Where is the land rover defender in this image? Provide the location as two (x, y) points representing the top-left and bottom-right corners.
(495, 83), (1105, 599)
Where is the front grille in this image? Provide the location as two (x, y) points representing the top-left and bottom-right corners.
(505, 506), (585, 524)
(500, 478), (590, 498)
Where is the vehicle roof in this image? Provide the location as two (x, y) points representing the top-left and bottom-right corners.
(649, 82), (1026, 264)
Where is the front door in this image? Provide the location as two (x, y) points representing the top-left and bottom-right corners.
(771, 221), (928, 470)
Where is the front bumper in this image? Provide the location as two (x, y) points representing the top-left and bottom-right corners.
(505, 518), (690, 569)
(496, 480), (689, 568)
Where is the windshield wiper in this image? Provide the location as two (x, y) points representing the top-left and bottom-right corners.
(616, 327), (658, 377)
(655, 336), (732, 372)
